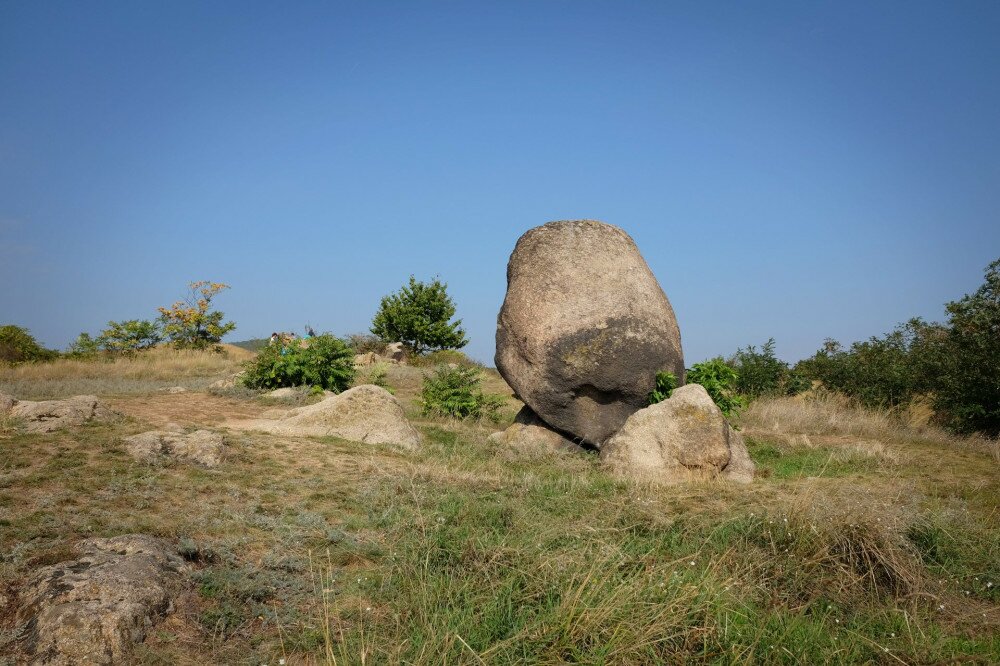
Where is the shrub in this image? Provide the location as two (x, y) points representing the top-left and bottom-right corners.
(98, 319), (162, 355)
(686, 358), (745, 418)
(158, 281), (236, 350)
(420, 365), (505, 421)
(935, 258), (1000, 436)
(730, 338), (788, 398)
(0, 325), (58, 364)
(66, 332), (102, 359)
(371, 276), (468, 355)
(647, 371), (677, 405)
(410, 349), (479, 368)
(346, 333), (388, 355)
(241, 334), (355, 392)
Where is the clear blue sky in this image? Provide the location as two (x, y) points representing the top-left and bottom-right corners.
(2, 1), (998, 365)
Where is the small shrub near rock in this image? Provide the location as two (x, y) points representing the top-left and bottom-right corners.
(420, 365), (506, 422)
(686, 358), (745, 419)
(241, 334), (355, 392)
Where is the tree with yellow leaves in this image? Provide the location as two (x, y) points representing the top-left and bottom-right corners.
(158, 281), (236, 350)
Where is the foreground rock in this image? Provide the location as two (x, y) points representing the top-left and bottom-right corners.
(601, 384), (754, 484)
(495, 220), (684, 446)
(488, 406), (584, 455)
(124, 429), (226, 467)
(8, 395), (120, 433)
(15, 535), (188, 665)
(226, 385), (420, 449)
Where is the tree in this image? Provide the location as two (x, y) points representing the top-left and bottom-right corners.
(98, 319), (162, 355)
(66, 332), (102, 359)
(935, 259), (1000, 436)
(0, 325), (58, 364)
(370, 276), (468, 355)
(729, 338), (789, 399)
(158, 281), (236, 350)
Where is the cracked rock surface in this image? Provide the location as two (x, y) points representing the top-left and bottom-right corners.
(6, 395), (120, 433)
(14, 535), (189, 665)
(124, 429), (226, 467)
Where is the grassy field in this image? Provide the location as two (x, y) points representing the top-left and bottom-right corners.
(1, 352), (997, 664)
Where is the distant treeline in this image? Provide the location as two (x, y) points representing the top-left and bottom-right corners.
(720, 258), (999, 437)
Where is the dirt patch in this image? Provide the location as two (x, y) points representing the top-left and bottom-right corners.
(110, 392), (265, 428)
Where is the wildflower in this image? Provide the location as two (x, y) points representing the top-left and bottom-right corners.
(689, 561), (696, 566)
(280, 660), (286, 666)
(988, 582), (994, 588)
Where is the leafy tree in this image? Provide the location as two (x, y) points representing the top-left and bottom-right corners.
(935, 259), (1000, 435)
(420, 365), (505, 421)
(0, 325), (58, 364)
(729, 338), (789, 399)
(66, 332), (102, 359)
(98, 319), (162, 355)
(371, 276), (468, 355)
(647, 371), (677, 405)
(241, 334), (355, 391)
(686, 358), (744, 418)
(158, 281), (236, 350)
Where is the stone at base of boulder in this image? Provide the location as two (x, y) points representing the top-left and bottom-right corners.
(124, 430), (226, 467)
(488, 407), (585, 455)
(15, 535), (188, 665)
(10, 395), (120, 433)
(601, 384), (754, 484)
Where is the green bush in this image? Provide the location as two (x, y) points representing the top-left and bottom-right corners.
(730, 338), (790, 398)
(66, 332), (102, 359)
(686, 358), (745, 418)
(371, 276), (468, 355)
(241, 334), (355, 392)
(98, 319), (162, 355)
(647, 371), (677, 405)
(420, 365), (505, 421)
(0, 325), (58, 364)
(346, 333), (388, 355)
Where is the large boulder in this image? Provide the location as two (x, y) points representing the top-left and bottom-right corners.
(10, 395), (120, 433)
(226, 385), (420, 449)
(601, 384), (754, 484)
(15, 535), (188, 665)
(124, 429), (226, 467)
(495, 220), (684, 446)
(487, 406), (584, 455)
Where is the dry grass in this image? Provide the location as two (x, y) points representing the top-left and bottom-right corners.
(740, 392), (998, 461)
(0, 345), (252, 399)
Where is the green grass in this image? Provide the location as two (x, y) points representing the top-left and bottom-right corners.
(1, 402), (997, 664)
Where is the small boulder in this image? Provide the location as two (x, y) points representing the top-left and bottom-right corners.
(208, 372), (244, 390)
(11, 395), (120, 433)
(601, 384), (754, 484)
(124, 429), (226, 467)
(0, 391), (15, 414)
(354, 352), (379, 367)
(226, 385), (420, 449)
(488, 407), (584, 455)
(384, 342), (406, 362)
(15, 535), (188, 665)
(160, 386), (187, 394)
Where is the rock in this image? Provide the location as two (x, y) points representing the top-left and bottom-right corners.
(0, 391), (15, 414)
(600, 384), (754, 484)
(11, 395), (120, 434)
(266, 387), (299, 398)
(488, 407), (584, 455)
(209, 371), (244, 390)
(495, 220), (684, 446)
(226, 385), (420, 449)
(354, 352), (379, 367)
(384, 342), (407, 363)
(160, 386), (187, 394)
(124, 429), (226, 467)
(15, 535), (188, 665)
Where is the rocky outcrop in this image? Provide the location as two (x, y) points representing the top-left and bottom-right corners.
(9, 395), (120, 433)
(495, 220), (684, 446)
(488, 406), (584, 455)
(225, 385), (420, 449)
(384, 342), (407, 362)
(15, 535), (188, 665)
(601, 384), (754, 484)
(124, 429), (226, 467)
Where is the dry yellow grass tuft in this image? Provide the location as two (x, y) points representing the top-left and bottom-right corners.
(0, 345), (253, 399)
